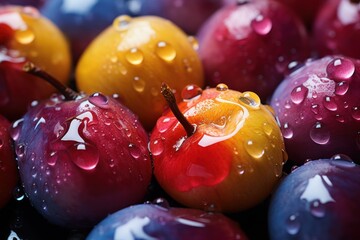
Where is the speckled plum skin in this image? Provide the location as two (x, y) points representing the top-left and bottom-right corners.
(12, 93), (152, 228)
(271, 55), (360, 165)
(269, 159), (360, 240)
(87, 203), (248, 240)
(197, 0), (309, 101)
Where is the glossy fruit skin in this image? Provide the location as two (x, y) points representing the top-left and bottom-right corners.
(12, 93), (152, 228)
(87, 202), (248, 240)
(41, 0), (163, 62)
(197, 0), (309, 102)
(76, 16), (204, 130)
(0, 6), (71, 120)
(269, 158), (360, 240)
(270, 56), (360, 165)
(0, 115), (17, 209)
(313, 0), (360, 59)
(157, 0), (223, 34)
(150, 85), (287, 212)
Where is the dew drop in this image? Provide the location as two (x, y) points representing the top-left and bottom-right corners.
(237, 165), (245, 175)
(187, 36), (199, 50)
(239, 91), (261, 108)
(156, 117), (175, 133)
(113, 15), (132, 31)
(335, 81), (349, 95)
(132, 76), (145, 92)
(13, 186), (25, 201)
(251, 15), (272, 35)
(290, 85), (308, 104)
(149, 138), (164, 156)
(10, 119), (23, 141)
(352, 106), (360, 120)
(323, 96), (337, 111)
(326, 58), (355, 82)
(15, 28), (35, 44)
(15, 144), (26, 159)
(216, 83), (228, 91)
(125, 48), (144, 65)
(286, 214), (300, 235)
(330, 158), (356, 168)
(183, 58), (193, 73)
(245, 140), (265, 159)
(129, 143), (141, 159)
(72, 144), (100, 170)
(282, 122), (293, 139)
(310, 200), (326, 218)
(263, 122), (273, 136)
(152, 198), (170, 209)
(335, 114), (345, 123)
(155, 41), (176, 62)
(310, 122), (330, 145)
(47, 151), (57, 166)
(181, 84), (202, 101)
(330, 154), (353, 161)
(89, 93), (109, 108)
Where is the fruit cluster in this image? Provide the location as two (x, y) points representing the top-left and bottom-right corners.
(0, 0), (359, 239)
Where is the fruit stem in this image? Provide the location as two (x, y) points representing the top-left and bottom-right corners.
(161, 83), (195, 137)
(23, 62), (79, 101)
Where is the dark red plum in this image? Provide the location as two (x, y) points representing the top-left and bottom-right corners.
(40, 0), (163, 63)
(271, 55), (360, 165)
(269, 158), (360, 240)
(197, 0), (309, 101)
(157, 0), (224, 34)
(87, 200), (248, 240)
(12, 73), (152, 228)
(313, 0), (360, 59)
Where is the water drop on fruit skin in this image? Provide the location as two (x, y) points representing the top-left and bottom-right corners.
(245, 140), (265, 159)
(89, 93), (109, 108)
(125, 48), (144, 65)
(216, 83), (228, 91)
(155, 41), (176, 62)
(187, 36), (199, 50)
(335, 81), (349, 95)
(239, 91), (261, 108)
(352, 107), (360, 120)
(156, 117), (175, 133)
(323, 96), (337, 111)
(286, 214), (300, 235)
(310, 122), (330, 145)
(148, 138), (164, 156)
(282, 122), (293, 139)
(290, 85), (308, 104)
(15, 28), (35, 45)
(132, 76), (146, 93)
(181, 84), (202, 101)
(113, 15), (132, 31)
(10, 119), (24, 141)
(310, 200), (326, 218)
(251, 15), (272, 35)
(129, 143), (141, 159)
(326, 57), (355, 82)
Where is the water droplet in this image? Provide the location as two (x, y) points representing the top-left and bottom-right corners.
(352, 106), (360, 120)
(155, 41), (176, 62)
(251, 15), (272, 35)
(237, 165), (245, 175)
(110, 56), (118, 63)
(89, 93), (109, 108)
(132, 76), (145, 92)
(330, 154), (353, 161)
(125, 48), (144, 65)
(10, 119), (23, 141)
(152, 198), (170, 208)
(15, 144), (26, 159)
(310, 122), (330, 145)
(113, 15), (132, 31)
(187, 36), (199, 50)
(216, 83), (228, 91)
(326, 58), (355, 82)
(47, 151), (57, 166)
(311, 104), (320, 115)
(129, 143), (141, 159)
(245, 140), (265, 159)
(181, 84), (202, 101)
(183, 58), (193, 72)
(335, 81), (349, 95)
(290, 85), (308, 104)
(310, 200), (326, 218)
(286, 214), (300, 235)
(330, 158), (356, 168)
(282, 122), (293, 139)
(239, 91), (261, 108)
(15, 28), (35, 44)
(156, 117), (175, 133)
(149, 138), (164, 156)
(263, 122), (273, 136)
(71, 144), (100, 170)
(13, 186), (25, 201)
(323, 96), (337, 111)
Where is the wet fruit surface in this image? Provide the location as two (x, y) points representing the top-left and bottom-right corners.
(271, 56), (360, 165)
(76, 15), (204, 130)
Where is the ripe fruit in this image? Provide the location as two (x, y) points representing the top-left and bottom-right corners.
(12, 63), (152, 228)
(197, 0), (309, 101)
(40, 0), (163, 62)
(87, 199), (248, 240)
(0, 5), (71, 120)
(76, 15), (204, 130)
(269, 158), (360, 239)
(0, 115), (17, 209)
(271, 55), (360, 165)
(149, 83), (287, 212)
(313, 0), (360, 59)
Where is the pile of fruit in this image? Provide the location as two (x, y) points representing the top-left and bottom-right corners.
(0, 0), (359, 239)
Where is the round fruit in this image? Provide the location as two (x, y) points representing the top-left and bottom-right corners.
(76, 15), (204, 130)
(271, 55), (360, 165)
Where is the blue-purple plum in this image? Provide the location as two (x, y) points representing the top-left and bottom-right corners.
(87, 200), (248, 240)
(271, 55), (360, 165)
(269, 158), (360, 240)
